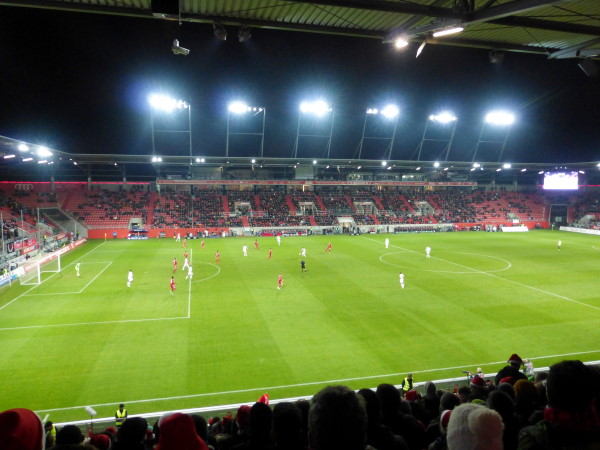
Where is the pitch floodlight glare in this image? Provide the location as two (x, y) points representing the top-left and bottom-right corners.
(151, 156), (163, 163)
(485, 111), (515, 125)
(473, 162), (480, 168)
(503, 163), (512, 169)
(357, 165), (362, 170)
(300, 100), (331, 116)
(394, 37), (409, 49)
(148, 94), (188, 112)
(381, 104), (400, 119)
(228, 101), (248, 114)
(432, 26), (464, 38)
(37, 147), (52, 157)
(366, 108), (378, 115)
(381, 161), (387, 166)
(18, 143), (29, 152)
(251, 159), (256, 164)
(416, 167), (421, 171)
(433, 162), (440, 168)
(430, 111), (457, 123)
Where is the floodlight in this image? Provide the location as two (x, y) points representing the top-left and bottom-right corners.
(473, 162), (481, 168)
(37, 147), (52, 157)
(213, 23), (227, 41)
(73, 161), (78, 165)
(4, 154), (15, 159)
(430, 112), (457, 123)
(432, 26), (464, 38)
(382, 161), (387, 166)
(18, 143), (29, 152)
(470, 168), (475, 172)
(496, 168), (502, 172)
(151, 156), (163, 163)
(485, 111), (515, 125)
(238, 26), (251, 43)
(228, 101), (248, 114)
(579, 170), (585, 174)
(539, 170), (545, 174)
(200, 158), (205, 163)
(381, 104), (399, 119)
(313, 160), (317, 165)
(416, 167), (421, 171)
(521, 168), (527, 172)
(366, 108), (378, 115)
(251, 159), (256, 164)
(22, 157), (33, 162)
(387, 166), (392, 170)
(357, 166), (362, 170)
(394, 37), (409, 49)
(503, 163), (511, 169)
(433, 162), (440, 168)
(38, 160), (48, 164)
(300, 100), (331, 116)
(148, 94), (187, 112)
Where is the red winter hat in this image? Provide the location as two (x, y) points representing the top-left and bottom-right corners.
(258, 393), (270, 404)
(236, 405), (251, 428)
(0, 408), (45, 450)
(89, 433), (111, 450)
(405, 390), (419, 402)
(499, 376), (516, 385)
(440, 409), (452, 434)
(156, 413), (208, 450)
(508, 354), (523, 364)
(470, 376), (486, 388)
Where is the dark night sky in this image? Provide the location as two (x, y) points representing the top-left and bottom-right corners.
(1, 6), (600, 164)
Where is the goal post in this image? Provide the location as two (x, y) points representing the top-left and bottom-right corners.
(20, 253), (61, 286)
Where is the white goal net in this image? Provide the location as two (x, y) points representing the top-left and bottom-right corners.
(20, 253), (61, 286)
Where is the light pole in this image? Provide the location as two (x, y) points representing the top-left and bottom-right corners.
(473, 110), (515, 162)
(226, 102), (266, 158)
(357, 104), (399, 160)
(416, 111), (457, 161)
(293, 100), (335, 159)
(148, 94), (192, 164)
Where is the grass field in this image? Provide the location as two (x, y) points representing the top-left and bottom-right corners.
(1, 230), (599, 422)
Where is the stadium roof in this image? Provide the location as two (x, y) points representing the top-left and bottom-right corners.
(3, 0), (600, 60)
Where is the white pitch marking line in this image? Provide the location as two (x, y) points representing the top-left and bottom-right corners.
(368, 237), (600, 311)
(0, 242), (107, 312)
(24, 262), (113, 297)
(35, 348), (600, 414)
(0, 315), (189, 332)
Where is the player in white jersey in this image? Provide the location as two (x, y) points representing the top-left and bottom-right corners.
(385, 238), (389, 249)
(276, 235), (281, 246)
(185, 265), (193, 280)
(75, 262), (81, 277)
(182, 253), (190, 271)
(300, 247), (306, 257)
(557, 240), (561, 250)
(243, 245), (248, 256)
(176, 233), (181, 242)
(399, 272), (405, 289)
(127, 270), (134, 288)
(425, 246), (431, 258)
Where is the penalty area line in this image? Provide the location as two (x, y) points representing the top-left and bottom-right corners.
(0, 315), (189, 332)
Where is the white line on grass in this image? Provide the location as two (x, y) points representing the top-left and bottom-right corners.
(0, 242), (107, 313)
(191, 262), (221, 284)
(25, 262), (113, 297)
(35, 348), (600, 414)
(367, 237), (600, 311)
(0, 315), (189, 332)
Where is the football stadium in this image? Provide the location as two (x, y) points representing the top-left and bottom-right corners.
(1, 1), (600, 449)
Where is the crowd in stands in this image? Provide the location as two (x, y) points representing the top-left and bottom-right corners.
(2, 356), (599, 450)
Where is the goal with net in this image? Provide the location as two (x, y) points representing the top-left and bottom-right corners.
(20, 253), (62, 286)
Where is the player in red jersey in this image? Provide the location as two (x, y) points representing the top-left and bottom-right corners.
(172, 257), (178, 273)
(182, 238), (187, 249)
(277, 273), (283, 290)
(325, 242), (332, 253)
(215, 250), (220, 264)
(268, 248), (273, 260)
(254, 239), (260, 250)
(201, 240), (205, 249)
(170, 276), (176, 295)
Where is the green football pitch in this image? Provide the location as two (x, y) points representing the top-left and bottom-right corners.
(1, 230), (599, 422)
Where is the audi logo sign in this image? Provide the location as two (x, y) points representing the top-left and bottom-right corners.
(14, 184), (33, 191)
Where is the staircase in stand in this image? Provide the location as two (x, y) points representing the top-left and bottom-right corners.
(146, 192), (157, 226)
(372, 195), (385, 210)
(315, 195), (327, 212)
(370, 214), (380, 225)
(309, 215), (318, 226)
(61, 189), (75, 210)
(222, 195), (230, 214)
(399, 195), (415, 213)
(285, 195), (297, 214)
(254, 195), (262, 210)
(345, 195), (357, 212)
(242, 216), (250, 227)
